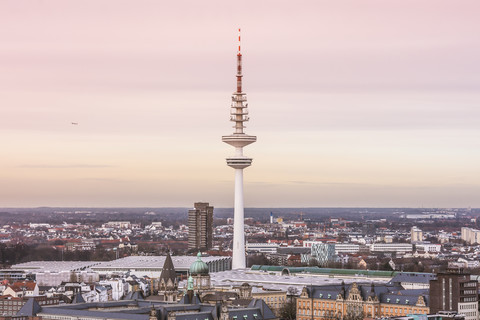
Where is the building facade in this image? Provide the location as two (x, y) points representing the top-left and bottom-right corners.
(461, 227), (480, 245)
(296, 282), (429, 320)
(301, 243), (336, 266)
(187, 202), (214, 251)
(369, 243), (413, 253)
(411, 226), (424, 243)
(429, 271), (478, 320)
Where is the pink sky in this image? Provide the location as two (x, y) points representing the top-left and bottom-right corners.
(1, 0), (479, 207)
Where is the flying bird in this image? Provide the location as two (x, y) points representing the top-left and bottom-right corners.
(71, 122), (78, 125)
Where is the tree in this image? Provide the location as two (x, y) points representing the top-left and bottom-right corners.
(280, 298), (296, 320)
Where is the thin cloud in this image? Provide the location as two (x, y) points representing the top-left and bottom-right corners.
(19, 164), (114, 169)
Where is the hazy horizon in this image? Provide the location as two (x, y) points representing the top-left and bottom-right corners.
(1, 1), (479, 207)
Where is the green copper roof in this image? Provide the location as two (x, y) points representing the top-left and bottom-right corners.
(189, 252), (209, 275)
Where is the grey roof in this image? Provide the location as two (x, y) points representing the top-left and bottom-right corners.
(176, 311), (214, 320)
(39, 307), (149, 320)
(206, 268), (390, 293)
(304, 283), (428, 307)
(179, 292), (202, 305)
(380, 293), (422, 306)
(388, 272), (436, 285)
(247, 299), (277, 320)
(16, 298), (42, 317)
(229, 307), (271, 320)
(277, 247), (310, 254)
(71, 293), (85, 304)
(12, 261), (101, 273)
(38, 298), (277, 320)
(92, 255), (230, 272)
(124, 290), (145, 300)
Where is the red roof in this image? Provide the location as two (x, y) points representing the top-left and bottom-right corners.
(8, 281), (37, 292)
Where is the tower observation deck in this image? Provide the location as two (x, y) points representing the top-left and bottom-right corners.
(221, 29), (256, 269)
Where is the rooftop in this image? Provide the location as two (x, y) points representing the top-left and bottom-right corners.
(92, 255), (230, 272)
(11, 261), (101, 273)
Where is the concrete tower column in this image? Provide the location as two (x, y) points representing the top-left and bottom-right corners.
(232, 168), (245, 268)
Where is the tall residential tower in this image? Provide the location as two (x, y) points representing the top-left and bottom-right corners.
(222, 29), (256, 269)
(187, 202), (214, 251)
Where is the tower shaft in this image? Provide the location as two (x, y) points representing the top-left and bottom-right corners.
(232, 169), (245, 268)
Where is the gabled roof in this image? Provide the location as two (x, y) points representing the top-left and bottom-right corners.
(8, 281), (37, 292)
(16, 298), (41, 316)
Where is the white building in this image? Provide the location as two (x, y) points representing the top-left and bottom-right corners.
(411, 226), (423, 243)
(369, 243), (413, 253)
(461, 227), (480, 245)
(98, 279), (127, 301)
(246, 243), (279, 254)
(415, 243), (441, 253)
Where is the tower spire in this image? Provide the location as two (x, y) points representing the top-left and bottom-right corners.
(236, 28), (243, 94)
(238, 28), (241, 55)
(222, 29), (257, 269)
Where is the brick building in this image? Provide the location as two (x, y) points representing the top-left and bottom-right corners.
(429, 270), (478, 320)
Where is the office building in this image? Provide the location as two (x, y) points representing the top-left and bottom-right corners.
(301, 243), (337, 266)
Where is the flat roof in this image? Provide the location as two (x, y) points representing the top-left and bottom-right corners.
(184, 269), (390, 293)
(91, 255), (230, 271)
(11, 261), (101, 273)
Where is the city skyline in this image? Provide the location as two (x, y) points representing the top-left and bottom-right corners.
(1, 1), (479, 207)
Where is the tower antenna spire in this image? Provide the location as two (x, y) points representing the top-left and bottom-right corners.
(238, 28), (241, 55)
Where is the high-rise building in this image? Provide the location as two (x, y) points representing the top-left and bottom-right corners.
(429, 270), (478, 320)
(188, 202), (213, 251)
(222, 29), (256, 269)
(411, 226), (424, 243)
(461, 227), (480, 244)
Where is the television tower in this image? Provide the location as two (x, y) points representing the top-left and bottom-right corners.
(222, 29), (256, 269)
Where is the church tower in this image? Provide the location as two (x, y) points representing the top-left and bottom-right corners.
(158, 251), (178, 302)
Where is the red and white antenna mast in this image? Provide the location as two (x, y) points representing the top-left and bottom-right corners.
(236, 28), (243, 93)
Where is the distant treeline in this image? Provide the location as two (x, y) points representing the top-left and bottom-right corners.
(0, 243), (116, 267)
